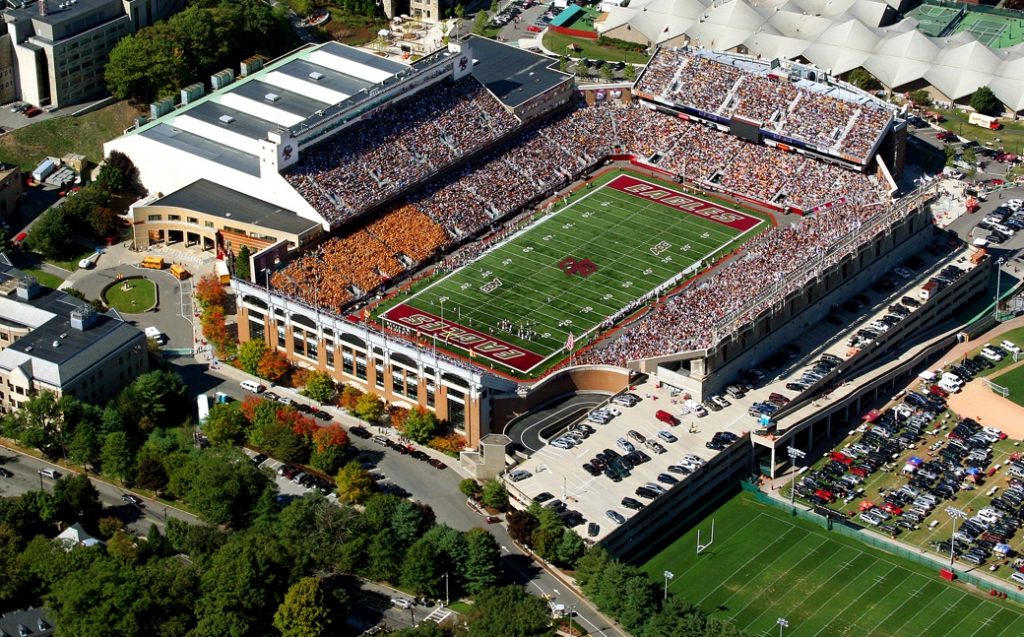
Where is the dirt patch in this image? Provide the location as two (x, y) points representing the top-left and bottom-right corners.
(947, 374), (1024, 439)
(323, 16), (384, 46)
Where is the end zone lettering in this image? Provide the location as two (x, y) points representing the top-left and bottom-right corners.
(607, 174), (761, 232)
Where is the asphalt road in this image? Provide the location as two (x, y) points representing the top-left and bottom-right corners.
(504, 392), (609, 454)
(170, 358), (624, 636)
(0, 447), (200, 534)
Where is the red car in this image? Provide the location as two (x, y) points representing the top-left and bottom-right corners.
(928, 385), (949, 398)
(814, 489), (836, 503)
(881, 503), (903, 516)
(24, 106), (41, 118)
(850, 466), (868, 478)
(936, 131), (957, 141)
(655, 409), (679, 426)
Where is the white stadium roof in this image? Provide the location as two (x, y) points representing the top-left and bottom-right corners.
(600, 0), (1024, 111)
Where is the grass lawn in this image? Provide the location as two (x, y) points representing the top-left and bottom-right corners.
(935, 107), (1024, 155)
(322, 8), (387, 45)
(959, 325), (1024, 377)
(643, 492), (1024, 637)
(43, 245), (95, 273)
(104, 277), (157, 313)
(991, 364), (1024, 407)
(381, 169), (767, 374)
(0, 101), (142, 171)
(542, 31), (649, 64)
(21, 267), (64, 290)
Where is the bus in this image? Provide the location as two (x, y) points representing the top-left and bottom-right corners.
(197, 394), (210, 426)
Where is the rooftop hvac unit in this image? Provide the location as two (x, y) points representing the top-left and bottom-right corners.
(211, 68), (235, 90)
(309, 71), (325, 81)
(265, 93), (280, 102)
(240, 55), (266, 77)
(181, 83), (204, 105)
(218, 114), (234, 124)
(149, 97), (174, 120)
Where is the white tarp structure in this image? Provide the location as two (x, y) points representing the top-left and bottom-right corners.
(599, 0), (1024, 112)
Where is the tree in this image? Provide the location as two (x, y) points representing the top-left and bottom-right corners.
(617, 573), (657, 632)
(274, 577), (334, 637)
(642, 596), (709, 637)
(335, 461), (374, 504)
(573, 546), (611, 594)
(963, 146), (978, 168)
(559, 55), (569, 73)
(555, 528), (585, 567)
(402, 406), (438, 443)
(945, 143), (958, 167)
(194, 275), (226, 309)
(908, 89), (931, 107)
(131, 370), (187, 430)
(480, 480), (508, 511)
(354, 392), (385, 423)
(310, 444), (347, 475)
(846, 67), (880, 91)
(97, 150), (140, 194)
(238, 339), (267, 376)
(970, 86), (1000, 116)
(623, 62), (636, 82)
(203, 403), (248, 445)
(507, 509), (538, 546)
(304, 371), (336, 403)
(466, 585), (552, 637)
(26, 206), (77, 259)
(338, 385), (363, 410)
(258, 348), (291, 382)
(234, 245), (251, 282)
(400, 537), (441, 596)
(68, 420), (102, 468)
(312, 424), (348, 452)
(459, 478), (482, 500)
(184, 447), (274, 527)
(600, 64), (614, 82)
(463, 528), (501, 595)
(134, 457), (169, 492)
(53, 474), (102, 522)
(102, 431), (136, 484)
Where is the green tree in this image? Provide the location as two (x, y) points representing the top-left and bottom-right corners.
(304, 370), (336, 403)
(184, 447), (274, 527)
(97, 150), (139, 194)
(555, 528), (585, 567)
(623, 62), (637, 81)
(970, 86), (1000, 116)
(68, 419), (102, 468)
(26, 206), (78, 259)
(234, 245), (252, 282)
(459, 478), (481, 500)
(274, 577), (334, 637)
(846, 67), (880, 91)
(618, 573), (658, 632)
(354, 392), (385, 423)
(559, 55), (569, 73)
(908, 89), (931, 107)
(642, 596), (709, 637)
(203, 403), (248, 446)
(600, 64), (614, 82)
(507, 509), (538, 546)
(572, 546), (611, 594)
(463, 527), (501, 595)
(130, 370), (188, 430)
(335, 461), (374, 504)
(135, 457), (169, 492)
(400, 536), (441, 596)
(480, 480), (508, 510)
(945, 143), (958, 167)
(963, 146), (978, 168)
(309, 444), (347, 475)
(238, 339), (267, 377)
(466, 585), (552, 637)
(0, 523), (29, 604)
(365, 530), (402, 583)
(105, 23), (186, 102)
(52, 474), (102, 523)
(101, 431), (137, 484)
(402, 406), (438, 443)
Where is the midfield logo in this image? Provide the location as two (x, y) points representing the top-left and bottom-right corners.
(559, 256), (598, 278)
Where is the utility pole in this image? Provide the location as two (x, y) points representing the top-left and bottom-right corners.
(787, 447), (806, 513)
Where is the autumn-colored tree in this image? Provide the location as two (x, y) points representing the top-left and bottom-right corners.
(353, 392), (385, 423)
(338, 385), (363, 410)
(277, 408), (318, 439)
(290, 367), (310, 389)
(195, 274), (226, 309)
(428, 433), (466, 455)
(201, 305), (231, 356)
(313, 424), (348, 452)
(258, 348), (291, 382)
(389, 406), (409, 431)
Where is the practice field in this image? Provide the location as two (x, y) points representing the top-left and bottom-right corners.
(643, 493), (1024, 637)
(955, 11), (1024, 49)
(382, 171), (764, 373)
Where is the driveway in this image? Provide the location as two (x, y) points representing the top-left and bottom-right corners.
(505, 392), (609, 454)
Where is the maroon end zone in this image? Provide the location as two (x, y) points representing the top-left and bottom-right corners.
(607, 174), (762, 232)
(383, 303), (544, 372)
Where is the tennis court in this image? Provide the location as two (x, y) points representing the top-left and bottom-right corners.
(907, 3), (962, 37)
(954, 11), (1024, 49)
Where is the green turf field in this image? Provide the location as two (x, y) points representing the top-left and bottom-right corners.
(643, 493), (1024, 637)
(382, 170), (764, 372)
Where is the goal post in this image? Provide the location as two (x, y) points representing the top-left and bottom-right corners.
(696, 519), (715, 556)
(984, 378), (1010, 398)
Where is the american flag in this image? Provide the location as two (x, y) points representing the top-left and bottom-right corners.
(566, 332), (574, 351)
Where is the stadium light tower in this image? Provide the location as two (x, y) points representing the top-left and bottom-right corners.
(663, 570), (674, 601)
(777, 617), (789, 637)
(994, 257), (1006, 318)
(945, 507), (967, 568)
(787, 447), (806, 513)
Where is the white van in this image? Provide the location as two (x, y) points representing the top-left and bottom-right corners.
(38, 468), (60, 479)
(240, 379), (265, 393)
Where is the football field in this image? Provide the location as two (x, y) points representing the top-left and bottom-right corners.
(382, 171), (765, 373)
(642, 493), (1024, 637)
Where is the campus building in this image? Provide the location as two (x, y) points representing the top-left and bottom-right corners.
(0, 256), (148, 412)
(3, 0), (186, 107)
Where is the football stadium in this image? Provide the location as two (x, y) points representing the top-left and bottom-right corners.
(108, 36), (997, 553)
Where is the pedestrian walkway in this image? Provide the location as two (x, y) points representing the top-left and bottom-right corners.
(423, 607), (452, 624)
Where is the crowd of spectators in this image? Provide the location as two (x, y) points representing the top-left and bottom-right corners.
(637, 48), (892, 162)
(283, 77), (519, 225)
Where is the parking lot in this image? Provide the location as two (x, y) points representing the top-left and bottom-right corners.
(793, 333), (1024, 587)
(507, 376), (745, 541)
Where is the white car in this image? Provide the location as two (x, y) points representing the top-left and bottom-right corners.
(616, 437), (636, 453)
(1001, 340), (1021, 354)
(612, 393), (641, 406)
(1007, 199), (1023, 211)
(657, 430), (678, 443)
(550, 438), (574, 449)
(981, 349), (1003, 362)
(710, 395), (730, 409)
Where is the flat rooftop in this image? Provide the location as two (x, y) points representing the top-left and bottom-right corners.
(139, 125), (260, 176)
(468, 35), (571, 108)
(149, 179), (321, 235)
(186, 102), (279, 141)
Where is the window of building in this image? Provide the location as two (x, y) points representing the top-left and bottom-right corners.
(205, 221), (214, 228)
(374, 358), (384, 388)
(168, 214), (181, 222)
(147, 215), (162, 222)
(356, 354), (367, 380)
(249, 319), (264, 342)
(187, 217), (198, 225)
